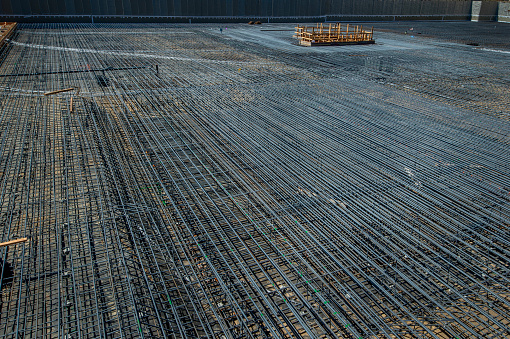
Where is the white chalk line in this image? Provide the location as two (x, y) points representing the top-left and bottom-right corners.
(480, 48), (510, 54)
(9, 40), (268, 65)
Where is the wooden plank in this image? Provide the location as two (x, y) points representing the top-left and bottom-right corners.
(44, 88), (75, 96)
(0, 238), (28, 247)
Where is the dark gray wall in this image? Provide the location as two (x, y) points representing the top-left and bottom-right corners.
(0, 0), (475, 17)
(478, 0), (499, 19)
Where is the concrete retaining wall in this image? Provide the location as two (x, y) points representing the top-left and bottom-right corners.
(499, 1), (510, 22)
(471, 0), (499, 21)
(0, 0), (494, 22)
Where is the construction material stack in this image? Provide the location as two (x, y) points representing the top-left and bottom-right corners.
(295, 23), (374, 46)
(0, 23), (16, 50)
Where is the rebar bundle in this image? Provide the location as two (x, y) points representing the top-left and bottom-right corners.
(0, 22), (509, 339)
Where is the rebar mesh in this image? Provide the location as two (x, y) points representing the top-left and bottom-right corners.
(0, 22), (509, 339)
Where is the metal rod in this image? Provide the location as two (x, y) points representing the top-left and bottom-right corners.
(0, 21), (509, 339)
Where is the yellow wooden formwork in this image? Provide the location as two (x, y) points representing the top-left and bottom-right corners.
(0, 22), (17, 49)
(294, 23), (374, 46)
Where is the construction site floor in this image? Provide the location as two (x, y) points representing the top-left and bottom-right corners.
(0, 22), (509, 339)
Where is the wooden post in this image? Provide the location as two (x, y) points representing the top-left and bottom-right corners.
(0, 238), (28, 247)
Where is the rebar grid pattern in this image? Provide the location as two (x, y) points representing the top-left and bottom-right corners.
(0, 23), (509, 339)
